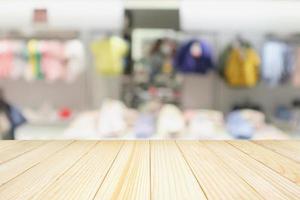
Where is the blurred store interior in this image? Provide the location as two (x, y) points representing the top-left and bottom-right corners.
(1, 0), (300, 140)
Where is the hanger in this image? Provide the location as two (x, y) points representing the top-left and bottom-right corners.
(233, 34), (249, 49)
(104, 31), (113, 39)
(265, 33), (286, 43)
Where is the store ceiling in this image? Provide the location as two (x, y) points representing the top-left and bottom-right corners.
(125, 0), (179, 9)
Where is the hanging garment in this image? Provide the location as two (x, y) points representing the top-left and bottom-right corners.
(148, 51), (164, 83)
(41, 40), (65, 82)
(225, 46), (260, 87)
(0, 40), (13, 79)
(218, 45), (231, 76)
(91, 36), (128, 76)
(174, 39), (214, 74)
(146, 39), (177, 83)
(282, 45), (295, 83)
(11, 41), (27, 80)
(64, 40), (85, 82)
(27, 40), (44, 80)
(292, 47), (300, 87)
(262, 41), (288, 86)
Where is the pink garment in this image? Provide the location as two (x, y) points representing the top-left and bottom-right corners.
(11, 40), (26, 79)
(0, 40), (13, 79)
(41, 40), (65, 82)
(293, 48), (300, 87)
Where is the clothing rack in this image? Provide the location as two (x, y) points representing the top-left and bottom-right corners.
(0, 30), (80, 40)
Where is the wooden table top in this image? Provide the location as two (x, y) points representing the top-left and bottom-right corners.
(0, 140), (299, 200)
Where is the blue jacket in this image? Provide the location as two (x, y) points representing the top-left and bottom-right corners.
(174, 39), (214, 74)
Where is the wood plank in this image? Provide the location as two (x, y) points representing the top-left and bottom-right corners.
(228, 141), (300, 185)
(0, 141), (97, 200)
(0, 141), (45, 164)
(0, 141), (19, 151)
(0, 140), (298, 199)
(177, 141), (263, 200)
(0, 141), (73, 186)
(255, 141), (300, 163)
(93, 141), (150, 200)
(272, 141), (300, 151)
(150, 141), (207, 200)
(204, 141), (300, 200)
(30, 141), (123, 200)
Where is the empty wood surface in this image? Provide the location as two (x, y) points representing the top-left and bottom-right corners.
(0, 140), (299, 200)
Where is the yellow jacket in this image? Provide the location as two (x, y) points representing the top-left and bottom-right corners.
(91, 37), (128, 76)
(225, 47), (260, 87)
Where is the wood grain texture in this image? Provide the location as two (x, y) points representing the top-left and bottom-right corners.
(205, 141), (300, 200)
(177, 141), (263, 200)
(0, 141), (96, 200)
(0, 141), (72, 186)
(0, 140), (299, 200)
(94, 141), (150, 200)
(31, 141), (123, 200)
(228, 141), (300, 185)
(0, 141), (19, 151)
(151, 141), (207, 200)
(255, 141), (300, 163)
(0, 141), (45, 164)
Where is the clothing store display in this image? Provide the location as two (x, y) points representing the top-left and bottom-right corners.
(226, 111), (255, 139)
(96, 100), (127, 137)
(174, 39), (214, 74)
(22, 104), (60, 124)
(41, 40), (65, 82)
(185, 110), (225, 139)
(0, 40), (13, 79)
(0, 39), (85, 82)
(292, 47), (300, 87)
(262, 41), (289, 86)
(64, 40), (85, 82)
(11, 41), (27, 80)
(223, 43), (260, 87)
(146, 39), (177, 82)
(226, 109), (266, 139)
(156, 104), (185, 138)
(131, 32), (180, 108)
(63, 111), (99, 139)
(253, 126), (289, 140)
(61, 103), (288, 140)
(133, 113), (156, 138)
(275, 105), (292, 121)
(282, 45), (295, 83)
(91, 36), (128, 76)
(28, 40), (43, 80)
(133, 100), (161, 138)
(218, 45), (231, 76)
(0, 29), (298, 141)
(232, 102), (263, 112)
